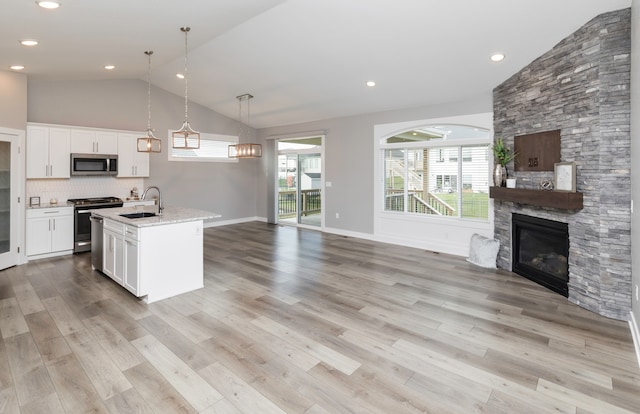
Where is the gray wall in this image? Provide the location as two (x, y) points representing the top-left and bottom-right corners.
(27, 79), (259, 220)
(258, 95), (491, 235)
(631, 0), (640, 324)
(0, 70), (27, 130)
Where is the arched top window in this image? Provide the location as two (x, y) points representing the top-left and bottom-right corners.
(383, 124), (490, 146)
(380, 123), (491, 221)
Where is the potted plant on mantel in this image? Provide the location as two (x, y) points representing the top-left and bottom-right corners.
(492, 138), (517, 187)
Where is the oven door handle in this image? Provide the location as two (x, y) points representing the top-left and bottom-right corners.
(77, 210), (92, 214)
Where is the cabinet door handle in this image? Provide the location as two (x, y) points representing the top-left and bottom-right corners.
(49, 219), (51, 231)
(96, 142), (99, 153)
(52, 218), (56, 231)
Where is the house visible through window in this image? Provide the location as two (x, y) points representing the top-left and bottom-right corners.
(169, 132), (238, 162)
(381, 125), (490, 220)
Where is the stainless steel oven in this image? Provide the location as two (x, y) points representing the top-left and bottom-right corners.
(68, 197), (123, 253)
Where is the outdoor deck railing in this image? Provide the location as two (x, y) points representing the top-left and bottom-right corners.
(384, 190), (455, 216)
(278, 189), (322, 218)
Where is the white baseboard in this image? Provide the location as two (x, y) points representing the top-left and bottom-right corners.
(374, 233), (466, 257)
(204, 216), (266, 228)
(322, 226), (375, 241)
(630, 311), (640, 368)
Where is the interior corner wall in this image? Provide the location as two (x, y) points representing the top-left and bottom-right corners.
(0, 70), (27, 130)
(493, 8), (631, 320)
(27, 79), (259, 221)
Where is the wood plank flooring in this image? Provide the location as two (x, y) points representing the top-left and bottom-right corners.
(0, 221), (639, 413)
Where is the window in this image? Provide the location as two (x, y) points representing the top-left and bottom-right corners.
(381, 125), (490, 220)
(168, 132), (238, 162)
(462, 147), (473, 162)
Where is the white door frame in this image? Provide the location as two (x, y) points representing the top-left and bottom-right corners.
(0, 127), (26, 269)
(276, 136), (325, 230)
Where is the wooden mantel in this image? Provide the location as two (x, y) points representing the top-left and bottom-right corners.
(489, 187), (583, 210)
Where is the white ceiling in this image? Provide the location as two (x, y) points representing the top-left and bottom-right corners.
(1, 0), (632, 128)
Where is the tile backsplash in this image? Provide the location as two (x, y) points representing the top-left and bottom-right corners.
(27, 177), (145, 203)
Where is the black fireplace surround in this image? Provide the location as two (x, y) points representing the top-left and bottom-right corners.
(512, 213), (569, 297)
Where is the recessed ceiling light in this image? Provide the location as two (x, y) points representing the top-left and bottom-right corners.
(37, 1), (60, 9)
(104, 65), (115, 70)
(176, 73), (185, 79)
(10, 65), (25, 71)
(490, 53), (505, 62)
(366, 80), (376, 87)
(20, 40), (39, 46)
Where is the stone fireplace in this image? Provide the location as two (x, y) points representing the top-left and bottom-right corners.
(492, 8), (631, 321)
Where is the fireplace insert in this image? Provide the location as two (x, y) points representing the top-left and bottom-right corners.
(512, 213), (569, 297)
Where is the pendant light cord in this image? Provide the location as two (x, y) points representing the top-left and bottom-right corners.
(182, 27), (190, 123)
(145, 51), (153, 132)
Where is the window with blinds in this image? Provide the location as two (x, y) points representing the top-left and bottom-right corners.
(381, 125), (490, 220)
(168, 132), (238, 162)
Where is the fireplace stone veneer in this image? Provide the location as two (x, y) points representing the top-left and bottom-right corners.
(492, 8), (631, 320)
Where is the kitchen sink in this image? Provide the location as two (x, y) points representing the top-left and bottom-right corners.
(119, 212), (157, 219)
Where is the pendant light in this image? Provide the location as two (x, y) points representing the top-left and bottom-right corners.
(172, 26), (200, 149)
(137, 51), (162, 153)
(228, 93), (262, 158)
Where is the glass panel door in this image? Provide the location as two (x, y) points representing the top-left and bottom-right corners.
(298, 153), (321, 226)
(277, 136), (323, 228)
(277, 154), (298, 225)
(0, 133), (17, 270)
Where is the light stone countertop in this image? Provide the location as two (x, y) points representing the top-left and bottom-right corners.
(27, 202), (73, 210)
(91, 206), (221, 228)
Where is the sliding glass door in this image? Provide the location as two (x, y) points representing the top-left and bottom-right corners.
(277, 137), (323, 228)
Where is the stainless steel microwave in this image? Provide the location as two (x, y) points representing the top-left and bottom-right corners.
(70, 153), (118, 176)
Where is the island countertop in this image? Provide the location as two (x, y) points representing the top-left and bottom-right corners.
(91, 206), (221, 228)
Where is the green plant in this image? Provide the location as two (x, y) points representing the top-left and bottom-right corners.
(492, 138), (517, 166)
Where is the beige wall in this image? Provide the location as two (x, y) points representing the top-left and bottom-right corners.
(0, 70), (27, 130)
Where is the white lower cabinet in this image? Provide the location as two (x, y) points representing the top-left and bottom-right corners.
(124, 227), (140, 294)
(102, 219), (140, 295)
(102, 220), (124, 284)
(26, 207), (74, 259)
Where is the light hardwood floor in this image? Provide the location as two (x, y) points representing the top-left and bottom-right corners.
(1, 221), (639, 413)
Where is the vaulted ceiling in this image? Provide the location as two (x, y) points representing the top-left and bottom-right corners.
(1, 0), (631, 128)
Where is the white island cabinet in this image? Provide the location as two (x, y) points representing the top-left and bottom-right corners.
(94, 206), (220, 303)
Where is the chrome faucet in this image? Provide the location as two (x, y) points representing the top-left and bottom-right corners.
(141, 186), (163, 216)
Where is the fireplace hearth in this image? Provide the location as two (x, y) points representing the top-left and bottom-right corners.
(512, 213), (569, 297)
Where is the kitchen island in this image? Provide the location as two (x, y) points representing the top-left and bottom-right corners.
(91, 206), (220, 303)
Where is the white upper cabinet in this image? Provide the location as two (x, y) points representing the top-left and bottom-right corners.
(26, 125), (71, 179)
(117, 133), (149, 177)
(71, 129), (117, 154)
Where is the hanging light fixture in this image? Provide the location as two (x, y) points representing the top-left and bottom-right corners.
(137, 51), (162, 153)
(172, 26), (200, 149)
(229, 93), (262, 158)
